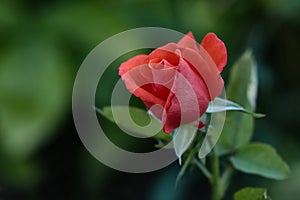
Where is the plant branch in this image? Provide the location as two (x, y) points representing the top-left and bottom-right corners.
(219, 165), (234, 198)
(193, 158), (212, 180)
(211, 149), (221, 200)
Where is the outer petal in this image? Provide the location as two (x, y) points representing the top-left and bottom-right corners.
(180, 47), (224, 100)
(200, 33), (227, 72)
(121, 63), (176, 108)
(121, 65), (165, 106)
(177, 32), (199, 51)
(162, 57), (210, 133)
(119, 54), (148, 76)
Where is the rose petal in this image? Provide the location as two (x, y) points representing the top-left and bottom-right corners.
(119, 54), (148, 76)
(200, 33), (227, 72)
(177, 32), (199, 51)
(197, 121), (205, 128)
(162, 58), (210, 133)
(121, 64), (164, 105)
(180, 47), (224, 100)
(121, 64), (176, 108)
(148, 43), (179, 66)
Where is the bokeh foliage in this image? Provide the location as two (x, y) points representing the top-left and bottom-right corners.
(1, 0), (300, 199)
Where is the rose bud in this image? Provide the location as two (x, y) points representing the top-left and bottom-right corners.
(119, 32), (227, 133)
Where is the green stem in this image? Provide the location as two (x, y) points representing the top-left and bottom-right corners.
(193, 158), (212, 180)
(211, 149), (221, 200)
(219, 166), (234, 198)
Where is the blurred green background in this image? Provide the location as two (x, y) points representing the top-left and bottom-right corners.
(1, 0), (300, 199)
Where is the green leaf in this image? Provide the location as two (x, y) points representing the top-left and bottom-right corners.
(216, 50), (258, 155)
(229, 143), (290, 180)
(97, 106), (172, 142)
(234, 187), (271, 200)
(198, 111), (226, 159)
(173, 123), (197, 165)
(206, 97), (265, 118)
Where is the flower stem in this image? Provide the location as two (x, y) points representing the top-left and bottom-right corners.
(193, 158), (212, 180)
(211, 149), (221, 200)
(219, 166), (234, 198)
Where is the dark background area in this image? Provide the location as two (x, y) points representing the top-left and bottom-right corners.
(1, 0), (300, 199)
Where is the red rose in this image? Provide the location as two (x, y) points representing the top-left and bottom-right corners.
(119, 32), (227, 133)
